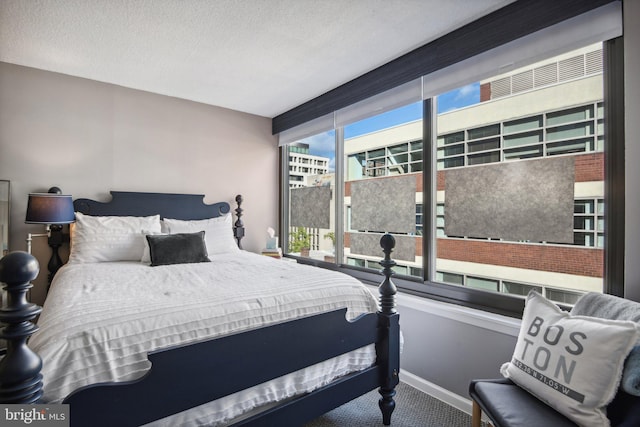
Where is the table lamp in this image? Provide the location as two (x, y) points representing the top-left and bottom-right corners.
(25, 187), (74, 283)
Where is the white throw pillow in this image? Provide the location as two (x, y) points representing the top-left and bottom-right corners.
(162, 213), (239, 255)
(500, 291), (639, 427)
(69, 212), (161, 263)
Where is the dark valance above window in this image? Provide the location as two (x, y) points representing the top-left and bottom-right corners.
(272, 0), (617, 135)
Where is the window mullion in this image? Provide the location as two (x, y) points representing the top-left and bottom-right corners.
(423, 98), (435, 282)
(280, 146), (290, 254)
(603, 36), (625, 296)
(335, 127), (345, 265)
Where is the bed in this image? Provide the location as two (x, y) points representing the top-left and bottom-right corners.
(0, 191), (400, 426)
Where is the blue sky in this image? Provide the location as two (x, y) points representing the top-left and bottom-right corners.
(305, 83), (480, 171)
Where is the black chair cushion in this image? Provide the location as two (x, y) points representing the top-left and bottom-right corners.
(607, 389), (640, 427)
(469, 378), (577, 427)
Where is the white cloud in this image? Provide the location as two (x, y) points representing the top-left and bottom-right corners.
(454, 83), (477, 100)
(306, 131), (335, 152)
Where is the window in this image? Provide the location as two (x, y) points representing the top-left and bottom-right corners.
(503, 281), (542, 297)
(415, 205), (423, 236)
(278, 1), (624, 316)
(574, 198), (605, 248)
(545, 288), (583, 305)
(284, 133), (335, 260)
(433, 45), (604, 302)
(344, 103), (423, 279)
(349, 139), (423, 179)
(467, 276), (499, 292)
(436, 271), (464, 286)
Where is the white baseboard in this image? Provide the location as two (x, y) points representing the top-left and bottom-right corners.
(400, 369), (490, 423)
(400, 370), (473, 415)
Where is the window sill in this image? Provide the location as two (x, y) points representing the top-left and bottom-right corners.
(363, 283), (522, 337)
(287, 255), (531, 319)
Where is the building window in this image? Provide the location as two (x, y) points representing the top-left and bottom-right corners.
(502, 281), (543, 297)
(415, 205), (423, 236)
(436, 101), (603, 169)
(436, 271), (464, 286)
(545, 288), (583, 305)
(435, 272), (578, 304)
(466, 276), (499, 292)
(348, 139), (423, 179)
(574, 198), (605, 248)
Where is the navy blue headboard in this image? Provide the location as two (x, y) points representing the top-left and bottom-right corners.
(73, 191), (230, 220)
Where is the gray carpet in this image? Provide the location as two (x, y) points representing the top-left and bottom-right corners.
(304, 382), (473, 427)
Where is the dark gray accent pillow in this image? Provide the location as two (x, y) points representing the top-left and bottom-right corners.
(146, 231), (210, 266)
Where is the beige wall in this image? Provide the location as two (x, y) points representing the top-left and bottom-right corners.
(0, 62), (278, 305)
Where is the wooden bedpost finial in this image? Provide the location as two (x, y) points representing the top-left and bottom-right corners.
(233, 194), (245, 249)
(377, 233), (399, 425)
(0, 251), (44, 403)
(379, 233), (397, 315)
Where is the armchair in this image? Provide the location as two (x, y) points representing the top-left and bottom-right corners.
(469, 292), (640, 427)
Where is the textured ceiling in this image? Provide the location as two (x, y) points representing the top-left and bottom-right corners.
(0, 0), (514, 118)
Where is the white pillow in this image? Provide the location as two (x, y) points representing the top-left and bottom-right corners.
(162, 213), (239, 255)
(141, 230), (164, 264)
(69, 212), (161, 263)
(501, 291), (639, 427)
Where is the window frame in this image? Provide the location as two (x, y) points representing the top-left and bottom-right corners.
(602, 36), (625, 297)
(278, 7), (624, 318)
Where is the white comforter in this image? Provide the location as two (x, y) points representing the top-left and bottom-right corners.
(30, 251), (378, 425)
